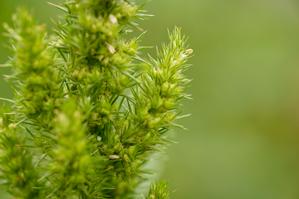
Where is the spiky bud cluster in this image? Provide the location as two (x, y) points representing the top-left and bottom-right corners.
(4, 10), (61, 127)
(0, 0), (192, 198)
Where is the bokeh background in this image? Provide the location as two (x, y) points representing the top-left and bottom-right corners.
(1, 0), (299, 198)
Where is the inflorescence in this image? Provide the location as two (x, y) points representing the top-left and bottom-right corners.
(0, 0), (192, 198)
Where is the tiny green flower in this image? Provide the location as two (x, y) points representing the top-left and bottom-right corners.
(0, 1), (192, 198)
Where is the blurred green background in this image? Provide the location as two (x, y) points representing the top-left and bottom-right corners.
(1, 0), (299, 198)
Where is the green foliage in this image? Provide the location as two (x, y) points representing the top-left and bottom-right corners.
(0, 117), (42, 198)
(147, 182), (170, 199)
(0, 0), (192, 198)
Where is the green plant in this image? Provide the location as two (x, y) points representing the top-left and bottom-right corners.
(0, 0), (192, 198)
